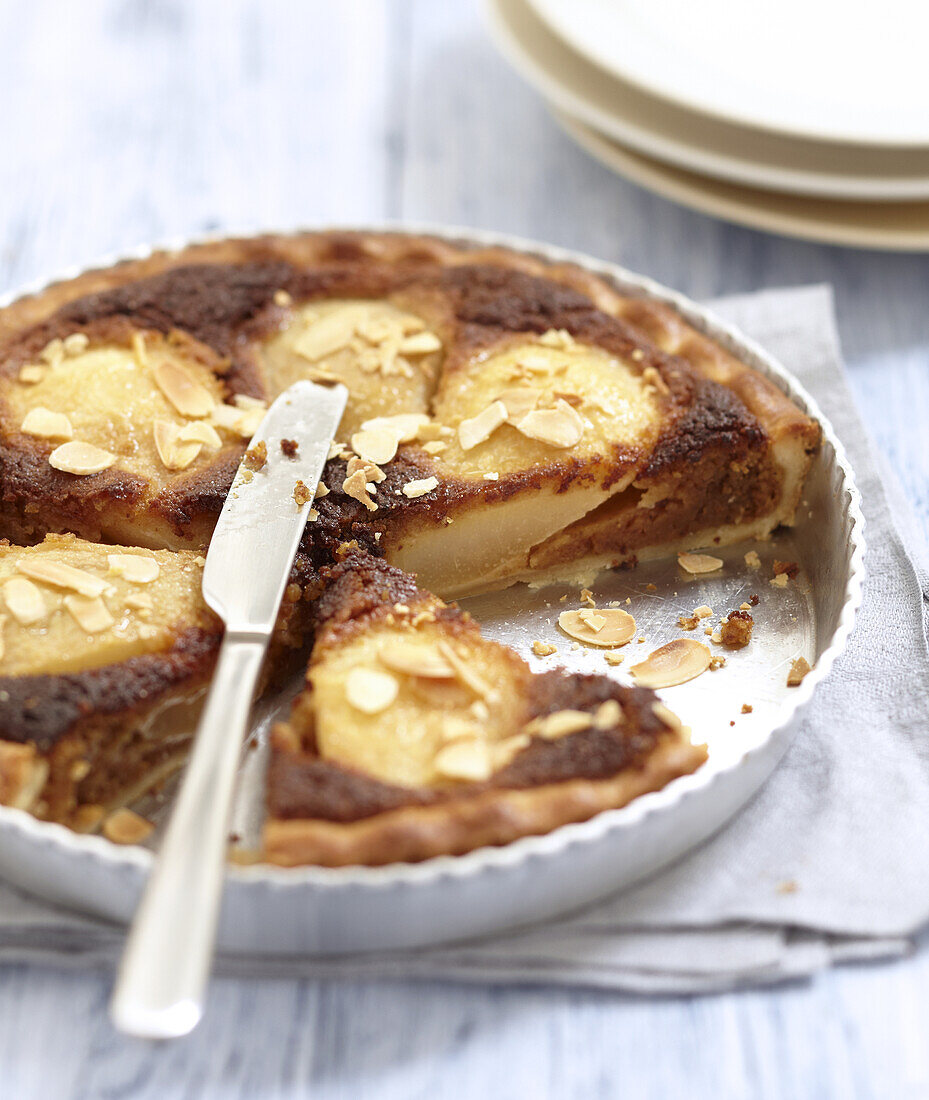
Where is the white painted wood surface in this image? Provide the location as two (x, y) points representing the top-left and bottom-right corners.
(1, 2), (928, 1096)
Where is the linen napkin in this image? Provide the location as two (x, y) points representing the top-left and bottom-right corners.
(1, 284), (926, 993)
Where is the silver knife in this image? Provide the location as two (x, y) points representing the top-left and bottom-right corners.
(110, 380), (348, 1039)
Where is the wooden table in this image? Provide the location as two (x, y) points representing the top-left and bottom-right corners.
(2, 3), (928, 1097)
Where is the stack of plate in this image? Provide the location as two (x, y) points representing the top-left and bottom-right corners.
(487, 0), (929, 249)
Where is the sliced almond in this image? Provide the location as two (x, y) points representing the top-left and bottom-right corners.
(538, 328), (575, 349)
(154, 420), (202, 470)
(678, 552), (724, 575)
(344, 667), (398, 714)
(630, 639), (712, 689)
(351, 427), (400, 466)
(402, 476), (438, 499)
(17, 559), (106, 597)
(787, 656), (812, 686)
(48, 441), (115, 475)
(379, 642), (455, 679)
(495, 386), (542, 422)
(490, 733), (530, 770)
(524, 709), (592, 740)
(294, 313), (356, 361)
(433, 738), (493, 782)
(125, 592), (154, 611)
(436, 641), (499, 703)
(458, 401), (507, 451)
(102, 808), (154, 845)
(398, 331), (441, 355)
(360, 413), (431, 442)
(20, 407), (73, 440)
(515, 399), (584, 448)
(152, 361), (215, 418)
(651, 702), (684, 733)
(594, 700), (623, 729)
(342, 468), (378, 511)
(422, 440), (447, 455)
(107, 554), (160, 584)
(63, 332), (89, 356)
(2, 577), (46, 625)
(558, 608), (636, 647)
(177, 421), (223, 450)
(64, 594), (114, 634)
(18, 364), (45, 384)
(131, 331), (149, 367)
(39, 338), (64, 366)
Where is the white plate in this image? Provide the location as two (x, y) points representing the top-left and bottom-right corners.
(0, 226), (865, 956)
(528, 0), (929, 147)
(558, 113), (929, 252)
(488, 0), (929, 201)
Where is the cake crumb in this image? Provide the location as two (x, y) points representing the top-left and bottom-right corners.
(293, 480), (313, 507)
(532, 640), (557, 657)
(770, 573), (789, 588)
(773, 559), (799, 579)
(720, 610), (753, 648)
(787, 656), (812, 686)
(744, 550), (761, 569)
(604, 652), (624, 666)
(749, 594), (759, 606)
(280, 438), (299, 458)
(646, 583), (657, 592)
(741, 703), (753, 714)
(243, 440), (267, 471)
(777, 880), (798, 895)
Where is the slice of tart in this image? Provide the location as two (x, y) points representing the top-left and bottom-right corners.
(262, 553), (706, 867)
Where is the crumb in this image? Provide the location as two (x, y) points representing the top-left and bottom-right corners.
(243, 440), (267, 471)
(704, 627), (714, 636)
(532, 640), (557, 657)
(559, 594), (568, 602)
(280, 438), (299, 457)
(777, 880), (798, 895)
(773, 560), (799, 579)
(293, 480), (313, 507)
(625, 597), (631, 606)
(709, 655), (726, 670)
(749, 594), (759, 606)
(720, 610), (753, 648)
(710, 631), (723, 643)
(729, 720), (735, 726)
(770, 573), (789, 588)
(787, 656), (812, 686)
(744, 550), (761, 569)
(604, 652), (624, 666)
(580, 588), (596, 608)
(637, 636), (645, 643)
(646, 583), (657, 592)
(678, 614), (699, 630)
(741, 703), (753, 714)
(740, 602), (752, 611)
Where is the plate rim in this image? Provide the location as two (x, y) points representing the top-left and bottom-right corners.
(0, 223), (866, 895)
(487, 0), (929, 202)
(525, 0), (929, 149)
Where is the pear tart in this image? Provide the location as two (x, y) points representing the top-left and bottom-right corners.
(0, 231), (819, 861)
(263, 553), (706, 867)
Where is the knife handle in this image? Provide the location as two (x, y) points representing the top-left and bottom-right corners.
(109, 633), (266, 1039)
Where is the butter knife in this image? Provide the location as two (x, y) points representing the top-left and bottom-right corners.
(110, 379), (348, 1039)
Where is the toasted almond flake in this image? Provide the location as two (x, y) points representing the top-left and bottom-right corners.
(434, 738), (493, 782)
(2, 577), (46, 625)
(490, 733), (531, 770)
(398, 331), (441, 355)
(558, 608), (636, 647)
(273, 289), (293, 307)
(594, 700), (623, 728)
(342, 468), (378, 511)
(294, 313), (356, 361)
(234, 394), (267, 411)
(102, 808), (154, 845)
(422, 440), (447, 455)
(307, 508), (319, 522)
(210, 403), (246, 432)
(630, 639), (712, 688)
(524, 709), (592, 740)
(495, 386), (542, 422)
(20, 407), (73, 440)
(153, 420), (202, 470)
(314, 481), (330, 498)
(580, 588), (596, 608)
(651, 702), (684, 733)
(436, 641), (499, 702)
(346, 455), (386, 483)
(578, 609), (606, 633)
(107, 554), (160, 584)
(63, 332), (89, 356)
(744, 550), (762, 569)
(360, 413), (431, 443)
(18, 364), (45, 384)
(48, 441), (116, 475)
(17, 559), (106, 597)
(458, 401), (507, 451)
(402, 476), (438, 499)
(125, 592), (154, 611)
(531, 640), (557, 657)
(131, 331), (148, 366)
(177, 421), (223, 449)
(351, 426), (399, 466)
(39, 338), (64, 366)
(770, 573), (789, 588)
(515, 399), (584, 448)
(153, 361), (215, 418)
(482, 471), (499, 481)
(64, 594), (114, 633)
(379, 642), (455, 679)
(787, 656), (812, 686)
(345, 667), (398, 713)
(417, 422), (454, 442)
(694, 605), (713, 619)
(678, 552), (724, 575)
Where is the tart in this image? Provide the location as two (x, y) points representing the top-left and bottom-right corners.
(0, 230), (819, 863)
(263, 553), (705, 867)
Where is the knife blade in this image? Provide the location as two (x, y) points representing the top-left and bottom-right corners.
(110, 380), (348, 1040)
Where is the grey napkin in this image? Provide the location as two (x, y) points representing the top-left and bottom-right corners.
(1, 284), (926, 993)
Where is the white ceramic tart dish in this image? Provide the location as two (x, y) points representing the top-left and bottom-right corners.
(0, 227), (863, 955)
